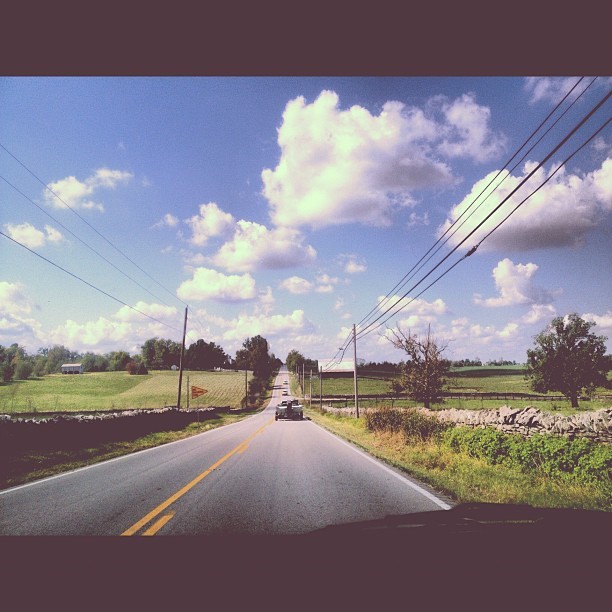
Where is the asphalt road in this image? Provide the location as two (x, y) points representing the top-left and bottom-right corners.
(0, 367), (451, 536)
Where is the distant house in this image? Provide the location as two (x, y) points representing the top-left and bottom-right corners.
(61, 363), (84, 374)
(171, 364), (178, 371)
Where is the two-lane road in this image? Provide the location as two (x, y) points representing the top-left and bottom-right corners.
(0, 367), (450, 535)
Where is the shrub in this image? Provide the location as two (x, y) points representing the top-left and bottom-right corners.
(365, 407), (450, 442)
(441, 426), (611, 486)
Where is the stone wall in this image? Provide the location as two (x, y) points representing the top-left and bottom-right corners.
(319, 405), (612, 444)
(0, 406), (234, 454)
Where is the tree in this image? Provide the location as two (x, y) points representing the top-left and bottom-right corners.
(235, 335), (274, 380)
(526, 313), (609, 408)
(385, 325), (449, 409)
(185, 339), (230, 370)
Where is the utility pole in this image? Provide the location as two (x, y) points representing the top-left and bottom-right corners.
(309, 369), (312, 407)
(244, 368), (248, 409)
(319, 365), (323, 411)
(176, 306), (188, 410)
(353, 323), (359, 418)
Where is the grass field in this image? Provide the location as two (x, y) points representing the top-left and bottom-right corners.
(0, 369), (253, 413)
(299, 366), (612, 413)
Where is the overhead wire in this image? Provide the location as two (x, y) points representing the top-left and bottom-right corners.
(354, 76), (592, 333)
(0, 173), (175, 308)
(350, 86), (611, 344)
(0, 141), (188, 308)
(0, 230), (183, 332)
(359, 115), (611, 340)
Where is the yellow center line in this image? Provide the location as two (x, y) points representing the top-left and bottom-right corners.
(121, 417), (273, 536)
(142, 511), (175, 536)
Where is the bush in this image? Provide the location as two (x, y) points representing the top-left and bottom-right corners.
(365, 407), (450, 442)
(126, 361), (148, 375)
(13, 361), (33, 380)
(441, 427), (611, 486)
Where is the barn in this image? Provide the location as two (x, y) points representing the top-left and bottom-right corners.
(61, 363), (84, 374)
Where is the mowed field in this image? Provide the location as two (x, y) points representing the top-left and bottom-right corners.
(305, 366), (612, 412)
(0, 370), (253, 413)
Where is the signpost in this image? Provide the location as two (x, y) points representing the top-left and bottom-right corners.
(192, 386), (207, 399)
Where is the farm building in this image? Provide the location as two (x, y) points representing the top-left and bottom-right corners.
(61, 363), (84, 374)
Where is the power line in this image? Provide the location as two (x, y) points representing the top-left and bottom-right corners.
(351, 87), (611, 344)
(355, 76), (592, 333)
(0, 173), (175, 308)
(0, 142), (188, 307)
(0, 230), (183, 333)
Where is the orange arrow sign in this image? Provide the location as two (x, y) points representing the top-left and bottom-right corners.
(191, 386), (207, 398)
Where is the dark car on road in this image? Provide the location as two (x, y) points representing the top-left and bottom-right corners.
(275, 399), (304, 421)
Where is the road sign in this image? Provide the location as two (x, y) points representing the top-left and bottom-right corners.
(191, 386), (207, 398)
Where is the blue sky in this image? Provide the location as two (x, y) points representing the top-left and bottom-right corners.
(1, 76), (610, 364)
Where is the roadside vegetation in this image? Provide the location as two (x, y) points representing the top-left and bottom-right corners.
(306, 406), (611, 512)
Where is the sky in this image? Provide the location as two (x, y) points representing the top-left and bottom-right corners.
(1, 76), (611, 365)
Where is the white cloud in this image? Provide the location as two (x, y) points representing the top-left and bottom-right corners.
(474, 258), (554, 307)
(378, 295), (448, 316)
(340, 254), (367, 274)
(185, 202), (235, 246)
(176, 267), (256, 302)
(262, 90), (458, 229)
(315, 273), (338, 293)
(435, 93), (508, 163)
(211, 220), (317, 272)
(220, 310), (312, 342)
(581, 310), (612, 339)
(524, 77), (583, 105)
(43, 168), (133, 211)
(438, 157), (612, 252)
(152, 213), (179, 229)
(48, 317), (132, 351)
(114, 301), (179, 323)
(0, 281), (32, 316)
(521, 303), (557, 325)
(4, 222), (63, 249)
(280, 276), (314, 294)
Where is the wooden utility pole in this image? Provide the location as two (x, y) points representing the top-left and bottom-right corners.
(319, 365), (322, 410)
(353, 323), (359, 418)
(176, 306), (188, 409)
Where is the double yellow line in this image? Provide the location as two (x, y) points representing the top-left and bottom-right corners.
(121, 417), (273, 536)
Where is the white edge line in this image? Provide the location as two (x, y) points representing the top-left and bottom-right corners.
(312, 421), (452, 510)
(0, 408), (267, 496)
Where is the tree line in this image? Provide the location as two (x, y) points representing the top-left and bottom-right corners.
(0, 334), (281, 385)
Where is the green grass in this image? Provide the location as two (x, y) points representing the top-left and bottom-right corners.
(306, 407), (611, 512)
(300, 369), (612, 413)
(0, 369), (253, 413)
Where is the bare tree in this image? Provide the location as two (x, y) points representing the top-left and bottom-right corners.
(385, 324), (449, 408)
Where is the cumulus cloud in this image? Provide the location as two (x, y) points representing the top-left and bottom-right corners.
(185, 202), (235, 246)
(176, 267), (256, 302)
(524, 77), (583, 105)
(280, 276), (314, 294)
(435, 93), (508, 163)
(474, 258), (554, 307)
(521, 303), (557, 325)
(219, 310), (313, 342)
(438, 157), (612, 252)
(581, 310), (612, 339)
(48, 317), (131, 350)
(340, 254), (367, 274)
(262, 90), (467, 229)
(210, 220), (317, 272)
(378, 295), (448, 316)
(0, 281), (32, 316)
(152, 213), (179, 229)
(4, 222), (63, 249)
(114, 301), (178, 323)
(43, 168), (133, 212)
